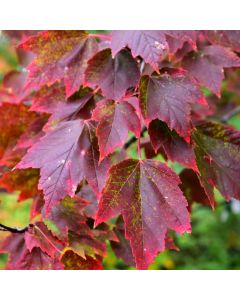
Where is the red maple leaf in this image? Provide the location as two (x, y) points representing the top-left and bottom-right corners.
(20, 30), (98, 96)
(95, 158), (191, 269)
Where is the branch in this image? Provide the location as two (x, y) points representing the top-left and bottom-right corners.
(0, 223), (30, 233)
(221, 106), (240, 123)
(124, 127), (147, 150)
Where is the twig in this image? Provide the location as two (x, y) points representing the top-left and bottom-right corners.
(123, 127), (147, 150)
(0, 223), (30, 233)
(140, 61), (145, 73)
(221, 106), (240, 123)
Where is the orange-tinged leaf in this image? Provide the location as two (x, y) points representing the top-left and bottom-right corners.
(20, 30), (98, 96)
(61, 250), (103, 270)
(0, 169), (39, 201)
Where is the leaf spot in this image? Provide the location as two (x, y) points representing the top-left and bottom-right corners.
(154, 41), (166, 50)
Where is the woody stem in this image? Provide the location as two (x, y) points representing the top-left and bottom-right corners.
(0, 223), (30, 233)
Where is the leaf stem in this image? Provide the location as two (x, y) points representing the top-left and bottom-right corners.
(34, 225), (62, 255)
(123, 127), (147, 150)
(137, 137), (142, 161)
(93, 87), (100, 94)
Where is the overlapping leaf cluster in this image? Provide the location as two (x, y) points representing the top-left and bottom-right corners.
(0, 30), (240, 269)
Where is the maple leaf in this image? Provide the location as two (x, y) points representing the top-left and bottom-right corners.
(183, 45), (240, 96)
(179, 169), (210, 209)
(3, 30), (38, 43)
(0, 169), (39, 201)
(69, 219), (119, 259)
(68, 229), (107, 259)
(77, 184), (98, 219)
(0, 70), (29, 104)
(166, 31), (197, 44)
(205, 30), (240, 52)
(92, 99), (141, 161)
(173, 42), (196, 62)
(139, 71), (205, 140)
(61, 250), (103, 270)
(141, 137), (162, 159)
(85, 48), (140, 100)
(19, 30), (98, 96)
(95, 158), (190, 269)
(192, 121), (240, 205)
(31, 83), (94, 127)
(30, 82), (66, 115)
(19, 248), (64, 270)
(16, 115), (47, 150)
(111, 217), (178, 268)
(110, 31), (168, 71)
(110, 217), (135, 267)
(44, 196), (87, 240)
(165, 31), (197, 54)
(17, 120), (110, 213)
(24, 222), (64, 258)
(165, 234), (179, 251)
(1, 229), (63, 270)
(30, 194), (45, 219)
(148, 119), (197, 170)
(1, 233), (27, 269)
(93, 222), (118, 244)
(0, 103), (38, 162)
